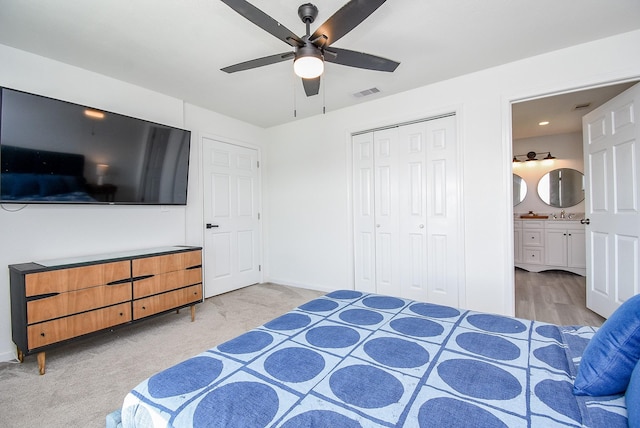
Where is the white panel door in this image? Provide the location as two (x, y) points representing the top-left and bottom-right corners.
(203, 138), (261, 297)
(373, 128), (400, 297)
(352, 115), (459, 306)
(423, 116), (459, 305)
(583, 82), (640, 318)
(352, 132), (377, 292)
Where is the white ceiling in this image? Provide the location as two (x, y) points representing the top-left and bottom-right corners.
(512, 81), (638, 140)
(1, 0), (639, 128)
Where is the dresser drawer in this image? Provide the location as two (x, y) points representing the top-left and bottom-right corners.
(26, 283), (132, 324)
(25, 261), (131, 296)
(133, 268), (202, 299)
(523, 230), (543, 246)
(523, 248), (544, 265)
(133, 284), (202, 320)
(132, 250), (202, 277)
(27, 303), (131, 349)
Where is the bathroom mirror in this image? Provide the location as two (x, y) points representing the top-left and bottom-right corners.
(513, 174), (527, 206)
(537, 168), (585, 208)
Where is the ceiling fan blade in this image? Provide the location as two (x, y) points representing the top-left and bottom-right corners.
(221, 0), (303, 47)
(221, 52), (294, 73)
(302, 77), (320, 97)
(325, 47), (399, 72)
(310, 0), (386, 46)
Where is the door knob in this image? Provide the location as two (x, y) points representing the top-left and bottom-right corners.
(206, 223), (219, 229)
(580, 218), (590, 225)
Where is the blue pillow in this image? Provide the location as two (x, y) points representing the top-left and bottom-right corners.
(573, 294), (640, 396)
(38, 175), (67, 196)
(10, 173), (40, 197)
(628, 361), (640, 428)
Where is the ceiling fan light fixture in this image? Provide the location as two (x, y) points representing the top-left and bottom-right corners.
(294, 45), (324, 79)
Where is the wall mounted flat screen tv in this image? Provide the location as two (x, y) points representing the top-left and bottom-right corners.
(0, 87), (191, 205)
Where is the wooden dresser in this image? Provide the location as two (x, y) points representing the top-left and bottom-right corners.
(9, 246), (202, 374)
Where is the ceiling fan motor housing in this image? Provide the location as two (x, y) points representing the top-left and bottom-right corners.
(298, 3), (318, 24)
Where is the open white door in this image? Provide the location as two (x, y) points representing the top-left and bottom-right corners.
(583, 82), (640, 318)
(202, 138), (261, 297)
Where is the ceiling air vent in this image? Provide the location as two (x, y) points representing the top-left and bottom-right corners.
(353, 87), (380, 98)
(573, 102), (592, 110)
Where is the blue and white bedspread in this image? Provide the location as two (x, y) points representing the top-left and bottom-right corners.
(121, 290), (628, 427)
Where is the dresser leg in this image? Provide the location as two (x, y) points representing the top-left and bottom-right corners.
(37, 352), (46, 375)
(191, 305), (196, 322)
(17, 347), (24, 363)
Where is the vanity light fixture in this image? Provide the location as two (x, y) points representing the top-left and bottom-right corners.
(512, 151), (556, 163)
(84, 109), (105, 120)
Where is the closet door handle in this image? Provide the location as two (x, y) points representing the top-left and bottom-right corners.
(580, 218), (590, 225)
(206, 223), (219, 229)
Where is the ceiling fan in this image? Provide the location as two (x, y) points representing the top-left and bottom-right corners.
(220, 0), (400, 97)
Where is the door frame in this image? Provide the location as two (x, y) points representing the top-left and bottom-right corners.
(504, 76), (640, 316)
(199, 133), (264, 297)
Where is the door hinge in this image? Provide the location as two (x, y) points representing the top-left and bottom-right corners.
(258, 212), (261, 220)
(259, 265), (262, 272)
(257, 161), (260, 168)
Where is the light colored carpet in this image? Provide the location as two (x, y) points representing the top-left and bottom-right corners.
(0, 283), (324, 428)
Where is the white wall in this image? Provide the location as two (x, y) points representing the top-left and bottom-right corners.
(264, 30), (640, 317)
(0, 44), (267, 362)
(2, 29), (640, 363)
(513, 132), (585, 216)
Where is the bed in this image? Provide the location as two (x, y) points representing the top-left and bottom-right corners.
(0, 145), (95, 202)
(114, 290), (640, 427)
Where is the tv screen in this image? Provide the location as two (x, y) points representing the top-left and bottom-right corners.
(0, 87), (191, 205)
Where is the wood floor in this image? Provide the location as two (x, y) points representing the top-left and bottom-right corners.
(515, 268), (605, 327)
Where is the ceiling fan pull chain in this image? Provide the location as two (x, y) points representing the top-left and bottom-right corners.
(293, 71), (297, 118)
(323, 74), (326, 115)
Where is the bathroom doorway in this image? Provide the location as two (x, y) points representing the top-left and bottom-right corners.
(511, 81), (637, 324)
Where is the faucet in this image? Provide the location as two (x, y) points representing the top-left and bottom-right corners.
(560, 210), (565, 219)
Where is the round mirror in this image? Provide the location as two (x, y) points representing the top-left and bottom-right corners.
(513, 174), (527, 206)
(537, 168), (585, 208)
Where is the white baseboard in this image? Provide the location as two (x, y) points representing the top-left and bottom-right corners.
(263, 278), (343, 294)
(0, 349), (18, 363)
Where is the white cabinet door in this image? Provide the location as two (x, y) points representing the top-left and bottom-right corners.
(545, 229), (568, 267)
(568, 229), (586, 269)
(202, 139), (261, 297)
(583, 82), (640, 318)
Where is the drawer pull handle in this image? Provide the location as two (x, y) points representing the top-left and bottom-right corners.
(40, 333), (45, 337)
(132, 275), (154, 282)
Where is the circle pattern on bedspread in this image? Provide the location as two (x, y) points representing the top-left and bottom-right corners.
(306, 326), (360, 348)
(364, 337), (429, 368)
(534, 379), (581, 422)
(410, 303), (460, 318)
(535, 325), (562, 342)
(330, 364), (403, 408)
(299, 298), (339, 312)
(533, 344), (569, 373)
(193, 382), (278, 428)
(281, 410), (362, 428)
(339, 308), (384, 326)
(217, 331), (273, 354)
(148, 356), (223, 398)
(264, 313), (311, 330)
(326, 290), (363, 299)
(390, 317), (444, 337)
(438, 359), (521, 400)
(362, 295), (404, 310)
(264, 347), (325, 382)
(455, 332), (520, 361)
(466, 314), (526, 334)
(417, 397), (508, 428)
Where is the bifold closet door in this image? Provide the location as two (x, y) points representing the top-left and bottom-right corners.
(353, 115), (459, 306)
